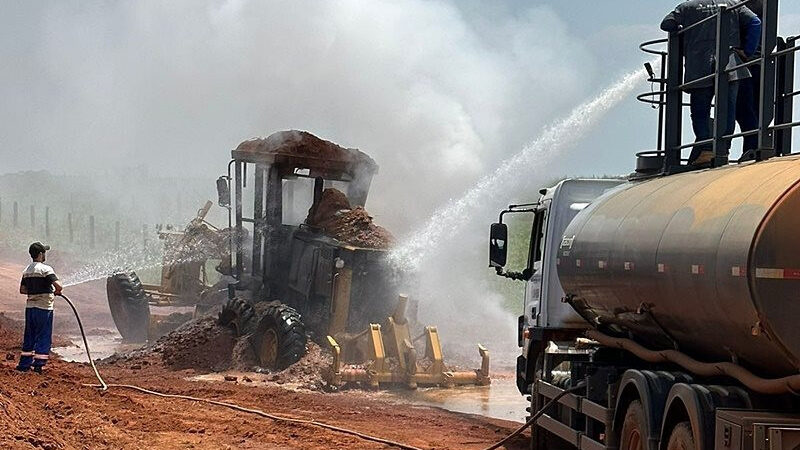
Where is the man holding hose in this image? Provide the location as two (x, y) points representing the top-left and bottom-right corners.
(16, 242), (62, 373)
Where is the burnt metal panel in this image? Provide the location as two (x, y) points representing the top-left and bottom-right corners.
(264, 165), (282, 286)
(252, 164), (265, 276)
(234, 161), (244, 279)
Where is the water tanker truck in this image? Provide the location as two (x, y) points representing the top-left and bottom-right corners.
(490, 2), (800, 449)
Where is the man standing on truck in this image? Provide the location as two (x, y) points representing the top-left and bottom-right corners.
(16, 242), (62, 373)
(661, 0), (761, 166)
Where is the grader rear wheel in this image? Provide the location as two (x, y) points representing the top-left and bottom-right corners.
(106, 272), (151, 342)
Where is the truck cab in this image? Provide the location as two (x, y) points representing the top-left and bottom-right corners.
(489, 178), (624, 394)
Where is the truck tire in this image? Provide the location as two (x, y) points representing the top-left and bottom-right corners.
(250, 303), (306, 370)
(218, 297), (256, 336)
(620, 400), (648, 450)
(666, 422), (694, 450)
(106, 272), (150, 342)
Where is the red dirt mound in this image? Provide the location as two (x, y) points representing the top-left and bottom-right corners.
(236, 130), (377, 169)
(305, 188), (394, 249)
(306, 188), (351, 226)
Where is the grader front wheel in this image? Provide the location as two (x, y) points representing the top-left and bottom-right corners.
(219, 299), (307, 370)
(250, 303), (306, 370)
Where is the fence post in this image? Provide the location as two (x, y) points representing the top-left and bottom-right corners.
(89, 216), (96, 249)
(115, 221), (120, 250)
(68, 213), (74, 243)
(45, 207), (50, 239)
(30, 205), (35, 229)
(142, 224), (148, 251)
(12, 201), (18, 228)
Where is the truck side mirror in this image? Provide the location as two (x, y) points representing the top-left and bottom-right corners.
(489, 223), (508, 268)
(216, 176), (231, 208)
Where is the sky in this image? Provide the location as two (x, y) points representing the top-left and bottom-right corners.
(1, 1), (799, 359)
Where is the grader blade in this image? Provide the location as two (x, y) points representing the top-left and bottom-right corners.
(326, 295), (490, 389)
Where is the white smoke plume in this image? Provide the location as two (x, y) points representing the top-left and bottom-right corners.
(1, 2), (652, 367)
(0, 1), (594, 232)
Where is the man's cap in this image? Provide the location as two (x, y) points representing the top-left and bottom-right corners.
(29, 242), (50, 258)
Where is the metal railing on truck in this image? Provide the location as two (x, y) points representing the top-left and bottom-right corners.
(635, 0), (798, 176)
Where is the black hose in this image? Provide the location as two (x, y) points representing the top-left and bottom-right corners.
(57, 293), (108, 390)
(483, 382), (586, 450)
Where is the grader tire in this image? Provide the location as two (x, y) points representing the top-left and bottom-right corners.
(106, 272), (150, 342)
(249, 303), (306, 370)
(218, 297), (256, 336)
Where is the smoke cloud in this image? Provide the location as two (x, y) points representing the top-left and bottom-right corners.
(1, 2), (654, 367)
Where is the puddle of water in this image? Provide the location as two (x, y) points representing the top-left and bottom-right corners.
(377, 376), (527, 422)
(194, 370), (527, 421)
(54, 331), (141, 362)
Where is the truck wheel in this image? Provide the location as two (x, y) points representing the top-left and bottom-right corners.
(106, 272), (150, 342)
(666, 422), (695, 450)
(251, 304), (306, 370)
(218, 297), (255, 336)
(620, 400), (648, 450)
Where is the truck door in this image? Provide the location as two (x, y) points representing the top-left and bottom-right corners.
(523, 205), (548, 340)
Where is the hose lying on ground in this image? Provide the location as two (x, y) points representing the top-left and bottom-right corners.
(57, 294), (421, 450)
(482, 383), (586, 450)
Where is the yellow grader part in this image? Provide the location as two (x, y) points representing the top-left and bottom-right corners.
(326, 295), (490, 389)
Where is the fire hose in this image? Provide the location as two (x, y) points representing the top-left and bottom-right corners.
(57, 293), (422, 450)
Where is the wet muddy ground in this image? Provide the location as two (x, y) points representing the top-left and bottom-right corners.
(0, 254), (530, 449)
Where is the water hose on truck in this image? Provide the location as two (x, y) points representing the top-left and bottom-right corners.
(56, 294), (422, 450)
(586, 329), (800, 396)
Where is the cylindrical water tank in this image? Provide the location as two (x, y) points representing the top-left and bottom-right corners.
(558, 156), (800, 377)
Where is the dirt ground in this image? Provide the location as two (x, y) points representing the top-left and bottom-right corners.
(0, 254), (529, 449)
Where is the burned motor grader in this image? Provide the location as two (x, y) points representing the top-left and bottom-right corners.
(107, 130), (489, 388)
